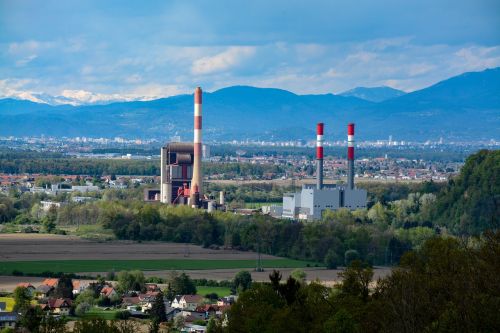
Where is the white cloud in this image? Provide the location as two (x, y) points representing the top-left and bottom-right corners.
(191, 46), (256, 75)
(0, 79), (46, 103)
(15, 54), (38, 66)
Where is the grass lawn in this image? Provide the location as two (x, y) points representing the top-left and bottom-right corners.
(82, 307), (120, 320)
(196, 286), (232, 297)
(0, 258), (320, 275)
(0, 297), (14, 311)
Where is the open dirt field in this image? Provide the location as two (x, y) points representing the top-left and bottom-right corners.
(0, 266), (392, 292)
(0, 234), (392, 289)
(0, 233), (278, 261)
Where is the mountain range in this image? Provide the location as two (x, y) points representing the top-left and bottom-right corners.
(340, 86), (406, 102)
(0, 67), (499, 141)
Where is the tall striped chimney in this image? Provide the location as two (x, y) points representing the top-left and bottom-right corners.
(316, 123), (324, 190)
(190, 87), (203, 207)
(347, 123), (355, 190)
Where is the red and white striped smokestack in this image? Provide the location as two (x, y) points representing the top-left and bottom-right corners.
(347, 123), (355, 190)
(190, 87), (203, 207)
(316, 123), (324, 189)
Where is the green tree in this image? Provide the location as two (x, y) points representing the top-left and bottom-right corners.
(233, 270), (252, 294)
(344, 249), (360, 266)
(117, 270), (145, 292)
(290, 269), (307, 284)
(150, 291), (167, 323)
(13, 286), (32, 312)
(54, 275), (74, 299)
(169, 272), (196, 295)
(19, 307), (43, 333)
(324, 249), (340, 269)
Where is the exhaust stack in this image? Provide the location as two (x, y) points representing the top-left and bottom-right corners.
(347, 123), (355, 190)
(316, 123), (324, 189)
(190, 87), (203, 207)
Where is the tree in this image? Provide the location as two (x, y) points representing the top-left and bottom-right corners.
(75, 302), (91, 317)
(117, 270), (145, 292)
(290, 269), (307, 284)
(13, 286), (32, 312)
(54, 275), (74, 299)
(338, 260), (373, 302)
(324, 249), (340, 269)
(150, 291), (167, 323)
(169, 272), (196, 295)
(39, 315), (68, 333)
(233, 270), (252, 293)
(344, 249), (360, 266)
(19, 307), (43, 333)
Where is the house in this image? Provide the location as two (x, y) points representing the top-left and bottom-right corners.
(217, 295), (237, 307)
(41, 298), (72, 316)
(42, 278), (59, 288)
(17, 283), (36, 295)
(180, 310), (206, 321)
(171, 296), (183, 309)
(122, 296), (141, 307)
(145, 283), (160, 292)
(178, 295), (204, 311)
(195, 304), (218, 319)
(100, 286), (118, 299)
(166, 307), (181, 321)
(0, 312), (18, 329)
(35, 284), (54, 299)
(72, 280), (90, 295)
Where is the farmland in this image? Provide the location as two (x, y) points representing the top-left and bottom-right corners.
(0, 258), (316, 275)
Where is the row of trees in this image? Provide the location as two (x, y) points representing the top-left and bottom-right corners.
(209, 232), (500, 332)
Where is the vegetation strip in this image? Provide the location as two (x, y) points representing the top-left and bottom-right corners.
(0, 259), (318, 275)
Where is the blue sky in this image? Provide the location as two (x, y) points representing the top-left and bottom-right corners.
(0, 0), (499, 104)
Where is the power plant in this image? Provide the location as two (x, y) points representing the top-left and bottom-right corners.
(281, 123), (367, 220)
(149, 86), (366, 220)
(155, 87), (224, 210)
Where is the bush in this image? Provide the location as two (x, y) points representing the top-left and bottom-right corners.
(205, 293), (219, 300)
(344, 250), (360, 266)
(115, 310), (131, 320)
(324, 250), (339, 269)
(75, 302), (91, 317)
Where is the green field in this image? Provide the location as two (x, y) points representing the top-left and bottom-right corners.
(0, 258), (319, 275)
(82, 308), (121, 320)
(196, 286), (232, 297)
(0, 297), (14, 311)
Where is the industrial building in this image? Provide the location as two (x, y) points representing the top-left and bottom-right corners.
(281, 123), (367, 220)
(160, 142), (194, 204)
(153, 87), (225, 211)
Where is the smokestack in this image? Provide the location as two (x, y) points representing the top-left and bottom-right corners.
(190, 87), (203, 207)
(347, 123), (355, 190)
(316, 123), (324, 190)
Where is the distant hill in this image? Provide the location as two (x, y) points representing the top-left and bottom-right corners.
(0, 68), (498, 141)
(340, 86), (406, 102)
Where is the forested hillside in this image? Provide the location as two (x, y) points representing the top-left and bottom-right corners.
(432, 149), (499, 235)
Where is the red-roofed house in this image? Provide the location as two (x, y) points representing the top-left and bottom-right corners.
(100, 286), (118, 298)
(40, 298), (72, 315)
(72, 280), (90, 295)
(42, 278), (59, 288)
